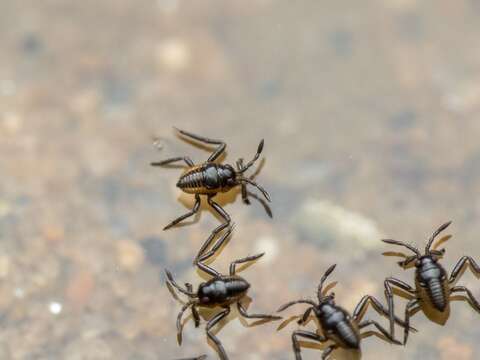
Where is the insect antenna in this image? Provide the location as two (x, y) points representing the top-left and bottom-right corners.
(177, 300), (197, 345)
(277, 299), (317, 312)
(425, 221), (452, 255)
(382, 239), (421, 257)
(317, 264), (336, 301)
(165, 269), (197, 297)
(240, 178), (271, 202)
(237, 139), (264, 174)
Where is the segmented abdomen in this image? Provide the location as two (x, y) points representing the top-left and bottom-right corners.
(427, 279), (448, 311)
(177, 168), (205, 190)
(336, 321), (360, 349)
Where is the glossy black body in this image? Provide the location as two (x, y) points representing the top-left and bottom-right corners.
(383, 221), (480, 345)
(177, 163), (237, 194)
(415, 256), (449, 311)
(197, 275), (250, 306)
(314, 300), (360, 349)
(151, 129), (270, 263)
(165, 249), (280, 360)
(277, 264), (405, 360)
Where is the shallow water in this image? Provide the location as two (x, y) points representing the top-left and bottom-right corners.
(1, 1), (480, 359)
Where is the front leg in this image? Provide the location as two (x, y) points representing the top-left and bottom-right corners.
(206, 307), (231, 360)
(186, 283), (201, 327)
(384, 277), (416, 339)
(236, 158), (250, 204)
(449, 256), (480, 284)
(291, 330), (328, 360)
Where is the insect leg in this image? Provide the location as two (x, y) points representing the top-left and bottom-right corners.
(177, 301), (196, 345)
(291, 330), (328, 360)
(165, 269), (196, 297)
(194, 196), (232, 258)
(451, 286), (480, 313)
(185, 283), (201, 327)
(195, 226), (234, 277)
(164, 194), (201, 230)
(236, 158), (250, 204)
(174, 128), (226, 162)
(384, 277), (416, 340)
(229, 252), (264, 276)
(353, 295), (415, 330)
(321, 345), (337, 360)
(237, 302), (281, 321)
(449, 256), (480, 284)
(151, 156), (194, 167)
(206, 307), (231, 360)
(358, 319), (402, 345)
(402, 299), (420, 345)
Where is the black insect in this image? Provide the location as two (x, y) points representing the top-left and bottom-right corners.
(165, 229), (281, 360)
(383, 221), (480, 344)
(277, 264), (410, 360)
(152, 128), (270, 261)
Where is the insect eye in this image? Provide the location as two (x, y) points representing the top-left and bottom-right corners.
(415, 260), (421, 267)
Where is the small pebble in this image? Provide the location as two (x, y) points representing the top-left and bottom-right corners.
(116, 240), (145, 272)
(49, 301), (63, 315)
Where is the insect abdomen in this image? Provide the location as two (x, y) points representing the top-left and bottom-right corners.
(336, 321), (360, 349)
(226, 278), (250, 296)
(177, 168), (204, 190)
(427, 279), (448, 311)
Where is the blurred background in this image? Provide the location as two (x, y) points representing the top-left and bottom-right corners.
(1, 0), (480, 359)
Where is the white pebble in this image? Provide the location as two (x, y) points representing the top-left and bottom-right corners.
(49, 301), (63, 315)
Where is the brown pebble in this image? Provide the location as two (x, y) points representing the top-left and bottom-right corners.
(66, 270), (95, 309)
(116, 240), (144, 272)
